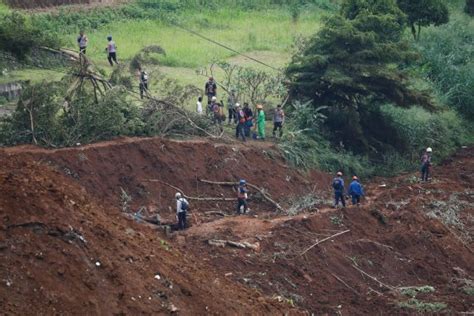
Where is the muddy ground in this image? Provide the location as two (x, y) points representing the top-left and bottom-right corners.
(0, 137), (472, 315)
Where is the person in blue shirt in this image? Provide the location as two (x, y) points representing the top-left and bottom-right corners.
(332, 171), (345, 208)
(236, 179), (248, 214)
(348, 176), (364, 206)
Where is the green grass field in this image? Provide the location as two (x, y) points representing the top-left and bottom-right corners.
(71, 9), (322, 67)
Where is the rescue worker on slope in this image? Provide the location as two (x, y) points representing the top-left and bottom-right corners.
(105, 35), (118, 66)
(421, 147), (433, 182)
(77, 30), (88, 54)
(204, 76), (217, 105)
(236, 179), (249, 215)
(348, 176), (364, 206)
(333, 171), (346, 208)
(175, 192), (189, 230)
(138, 67), (149, 99)
(235, 104), (246, 142)
(256, 104), (266, 140)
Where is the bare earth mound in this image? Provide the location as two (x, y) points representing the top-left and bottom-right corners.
(0, 137), (472, 314)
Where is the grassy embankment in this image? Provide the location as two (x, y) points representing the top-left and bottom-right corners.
(3, 4), (325, 88)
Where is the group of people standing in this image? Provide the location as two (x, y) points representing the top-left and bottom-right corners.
(198, 77), (285, 141)
(77, 31), (118, 66)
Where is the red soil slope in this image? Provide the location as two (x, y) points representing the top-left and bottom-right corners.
(0, 137), (472, 314)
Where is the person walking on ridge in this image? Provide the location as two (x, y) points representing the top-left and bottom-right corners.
(256, 104), (266, 140)
(235, 104), (246, 142)
(333, 171), (346, 208)
(204, 77), (217, 105)
(236, 179), (248, 215)
(227, 89), (237, 124)
(272, 104), (285, 138)
(105, 35), (118, 66)
(77, 30), (88, 54)
(138, 67), (149, 99)
(175, 192), (189, 230)
(196, 96), (203, 115)
(420, 147), (433, 182)
(243, 103), (253, 137)
(348, 176), (364, 206)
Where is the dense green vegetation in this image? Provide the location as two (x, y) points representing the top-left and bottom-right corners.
(0, 0), (472, 177)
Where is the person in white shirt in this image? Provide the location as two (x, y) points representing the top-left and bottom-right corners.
(105, 35), (118, 66)
(77, 30), (88, 54)
(197, 96), (203, 115)
(175, 192), (189, 230)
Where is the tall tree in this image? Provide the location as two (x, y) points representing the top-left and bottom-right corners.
(397, 0), (449, 40)
(286, 0), (433, 153)
(466, 0), (474, 16)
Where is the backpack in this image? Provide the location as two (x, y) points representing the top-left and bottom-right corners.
(180, 199), (189, 211)
(333, 178), (343, 191)
(141, 72), (148, 82)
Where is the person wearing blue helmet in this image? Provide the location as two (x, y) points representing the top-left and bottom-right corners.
(236, 179), (248, 215)
(105, 35), (118, 66)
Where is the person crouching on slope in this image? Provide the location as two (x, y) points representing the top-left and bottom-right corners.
(348, 176), (364, 206)
(333, 171), (346, 208)
(175, 192), (189, 230)
(236, 179), (248, 215)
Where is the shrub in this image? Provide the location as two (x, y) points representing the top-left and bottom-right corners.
(416, 14), (474, 120)
(0, 12), (60, 59)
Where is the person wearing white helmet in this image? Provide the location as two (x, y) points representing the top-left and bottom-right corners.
(420, 147), (433, 182)
(332, 171), (346, 208)
(236, 179), (249, 215)
(207, 95), (218, 116)
(175, 192), (189, 230)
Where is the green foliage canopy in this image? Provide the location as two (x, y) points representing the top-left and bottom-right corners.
(397, 0), (449, 40)
(286, 3), (433, 152)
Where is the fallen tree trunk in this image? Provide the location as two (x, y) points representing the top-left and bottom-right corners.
(199, 179), (285, 212)
(144, 179), (235, 201)
(299, 230), (350, 256)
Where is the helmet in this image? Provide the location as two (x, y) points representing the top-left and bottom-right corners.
(211, 96), (217, 101)
(239, 179), (246, 185)
(336, 171), (343, 176)
(256, 104), (263, 110)
(235, 103), (240, 108)
(209, 76), (214, 80)
(175, 192), (182, 199)
(426, 147), (433, 153)
(352, 176), (358, 180)
(107, 35), (112, 40)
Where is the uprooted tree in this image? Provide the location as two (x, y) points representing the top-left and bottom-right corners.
(0, 52), (219, 147)
(286, 0), (434, 154)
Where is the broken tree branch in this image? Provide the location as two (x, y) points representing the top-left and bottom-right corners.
(299, 230), (350, 256)
(351, 264), (395, 290)
(143, 179), (235, 201)
(329, 272), (360, 296)
(199, 179), (285, 212)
